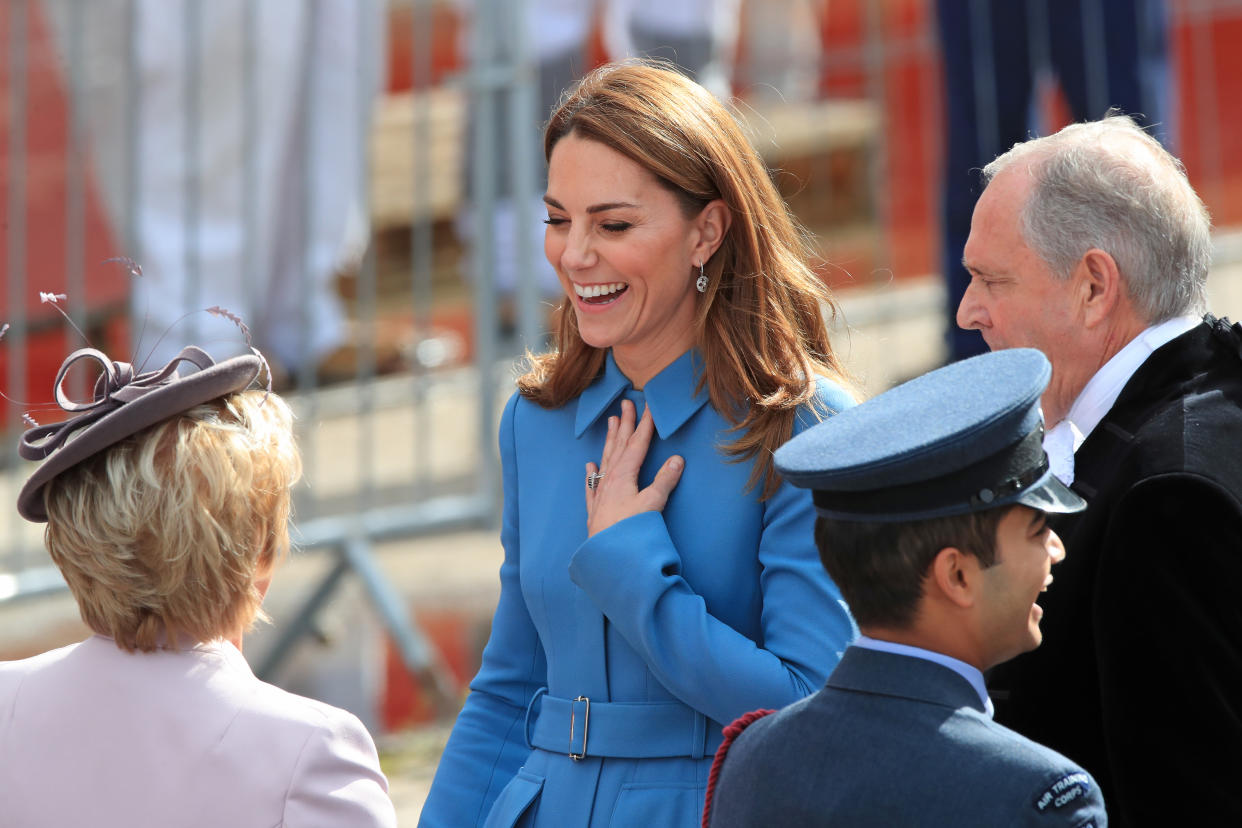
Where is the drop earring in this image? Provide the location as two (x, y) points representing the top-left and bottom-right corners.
(695, 262), (708, 293)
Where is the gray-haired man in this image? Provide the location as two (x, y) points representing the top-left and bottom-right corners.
(959, 114), (1242, 826)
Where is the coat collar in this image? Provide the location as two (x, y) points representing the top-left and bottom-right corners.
(1069, 317), (1213, 500)
(574, 348), (710, 439)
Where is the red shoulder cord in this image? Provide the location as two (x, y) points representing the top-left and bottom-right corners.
(701, 709), (776, 828)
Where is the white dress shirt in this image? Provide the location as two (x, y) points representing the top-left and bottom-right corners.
(1043, 315), (1200, 485)
(854, 634), (993, 717)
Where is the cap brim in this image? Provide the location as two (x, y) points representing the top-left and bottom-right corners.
(1015, 469), (1087, 514)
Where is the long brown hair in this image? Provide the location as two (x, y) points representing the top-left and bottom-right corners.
(518, 60), (852, 497)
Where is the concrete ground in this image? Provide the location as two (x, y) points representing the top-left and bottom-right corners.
(4, 243), (1242, 825)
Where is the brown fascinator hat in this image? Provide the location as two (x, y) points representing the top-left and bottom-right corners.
(17, 345), (263, 523)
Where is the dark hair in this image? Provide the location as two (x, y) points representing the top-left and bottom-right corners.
(815, 507), (1010, 629)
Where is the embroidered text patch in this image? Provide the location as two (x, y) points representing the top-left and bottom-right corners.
(1034, 772), (1091, 812)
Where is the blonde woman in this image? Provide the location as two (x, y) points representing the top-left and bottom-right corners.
(0, 345), (397, 828)
(420, 61), (858, 827)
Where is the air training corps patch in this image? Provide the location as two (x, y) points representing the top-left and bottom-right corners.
(1034, 772), (1093, 813)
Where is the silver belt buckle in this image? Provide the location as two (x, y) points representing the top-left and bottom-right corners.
(569, 696), (590, 760)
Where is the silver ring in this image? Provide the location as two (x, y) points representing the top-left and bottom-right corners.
(586, 471), (605, 490)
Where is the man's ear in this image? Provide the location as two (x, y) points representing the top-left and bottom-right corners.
(929, 546), (979, 609)
(1075, 248), (1124, 328)
(693, 199), (731, 264)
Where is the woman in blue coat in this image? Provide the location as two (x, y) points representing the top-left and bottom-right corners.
(419, 61), (857, 827)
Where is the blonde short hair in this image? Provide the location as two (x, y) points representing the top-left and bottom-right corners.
(43, 390), (301, 652)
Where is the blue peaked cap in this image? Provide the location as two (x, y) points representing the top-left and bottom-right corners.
(775, 349), (1086, 522)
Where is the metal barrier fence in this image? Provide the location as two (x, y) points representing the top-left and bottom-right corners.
(4, 0), (1242, 695)
(0, 0), (544, 701)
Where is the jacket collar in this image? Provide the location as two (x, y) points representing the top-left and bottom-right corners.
(1069, 316), (1225, 502)
(574, 348), (710, 439)
(86, 633), (254, 675)
(1087, 316), (1214, 438)
(827, 645), (989, 715)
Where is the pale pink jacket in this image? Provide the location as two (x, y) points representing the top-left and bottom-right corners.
(0, 634), (397, 827)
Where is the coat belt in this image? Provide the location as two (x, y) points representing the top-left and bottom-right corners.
(525, 690), (724, 760)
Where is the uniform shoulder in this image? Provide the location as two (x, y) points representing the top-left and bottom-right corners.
(954, 715), (1107, 820)
(721, 693), (818, 758)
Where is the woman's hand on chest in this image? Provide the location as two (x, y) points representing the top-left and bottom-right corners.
(584, 399), (685, 536)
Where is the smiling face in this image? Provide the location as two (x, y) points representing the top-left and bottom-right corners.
(975, 505), (1067, 670)
(544, 133), (718, 386)
(958, 167), (1089, 423)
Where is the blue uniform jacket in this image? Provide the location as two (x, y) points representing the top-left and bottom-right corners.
(418, 349), (857, 827)
(707, 647), (1109, 827)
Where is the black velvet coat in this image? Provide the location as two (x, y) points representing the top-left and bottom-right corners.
(988, 316), (1242, 826)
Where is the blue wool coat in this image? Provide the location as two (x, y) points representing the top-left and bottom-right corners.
(418, 349), (857, 827)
